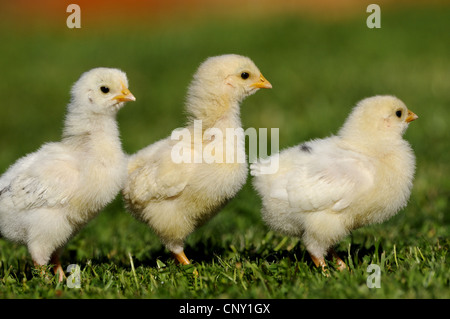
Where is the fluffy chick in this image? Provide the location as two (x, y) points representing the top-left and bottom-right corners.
(251, 96), (417, 271)
(123, 54), (272, 265)
(0, 68), (135, 281)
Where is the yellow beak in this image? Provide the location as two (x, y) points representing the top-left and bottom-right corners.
(113, 83), (136, 102)
(405, 110), (418, 123)
(250, 73), (272, 89)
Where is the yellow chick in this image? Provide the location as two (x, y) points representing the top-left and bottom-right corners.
(251, 96), (417, 270)
(123, 54), (272, 265)
(0, 68), (135, 281)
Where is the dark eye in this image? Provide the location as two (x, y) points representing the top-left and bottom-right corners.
(241, 72), (250, 80)
(100, 86), (110, 94)
(395, 110), (402, 118)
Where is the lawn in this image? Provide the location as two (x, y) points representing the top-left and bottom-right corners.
(0, 3), (449, 301)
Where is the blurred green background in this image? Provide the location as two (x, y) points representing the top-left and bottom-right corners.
(0, 0), (449, 298)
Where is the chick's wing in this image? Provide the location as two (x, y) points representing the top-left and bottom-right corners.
(126, 139), (193, 204)
(0, 144), (80, 211)
(285, 146), (375, 213)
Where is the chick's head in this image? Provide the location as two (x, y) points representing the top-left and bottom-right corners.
(186, 54), (271, 119)
(69, 67), (135, 115)
(339, 95), (418, 145)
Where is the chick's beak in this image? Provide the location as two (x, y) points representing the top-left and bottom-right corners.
(250, 73), (272, 89)
(405, 110), (418, 123)
(113, 84), (136, 102)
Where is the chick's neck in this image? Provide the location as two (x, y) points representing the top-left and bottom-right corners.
(61, 109), (122, 150)
(186, 94), (242, 130)
(338, 131), (409, 159)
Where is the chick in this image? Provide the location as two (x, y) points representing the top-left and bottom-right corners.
(251, 96), (417, 271)
(123, 54), (272, 265)
(0, 68), (135, 281)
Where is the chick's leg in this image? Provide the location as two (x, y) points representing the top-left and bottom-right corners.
(329, 248), (347, 271)
(50, 249), (66, 282)
(309, 253), (327, 271)
(304, 236), (329, 272)
(30, 243), (53, 280)
(32, 261), (50, 279)
(172, 250), (191, 265)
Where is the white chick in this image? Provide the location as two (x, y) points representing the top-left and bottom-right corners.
(251, 96), (417, 271)
(123, 54), (272, 265)
(0, 68), (135, 281)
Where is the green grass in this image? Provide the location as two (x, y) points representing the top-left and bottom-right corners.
(0, 6), (449, 299)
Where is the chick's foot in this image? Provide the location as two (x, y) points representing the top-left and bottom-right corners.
(172, 251), (191, 265)
(330, 249), (347, 271)
(50, 252), (66, 282)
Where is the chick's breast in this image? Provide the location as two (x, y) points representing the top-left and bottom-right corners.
(124, 134), (248, 248)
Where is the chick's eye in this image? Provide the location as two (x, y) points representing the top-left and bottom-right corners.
(395, 110), (402, 118)
(241, 72), (250, 80)
(100, 86), (110, 94)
